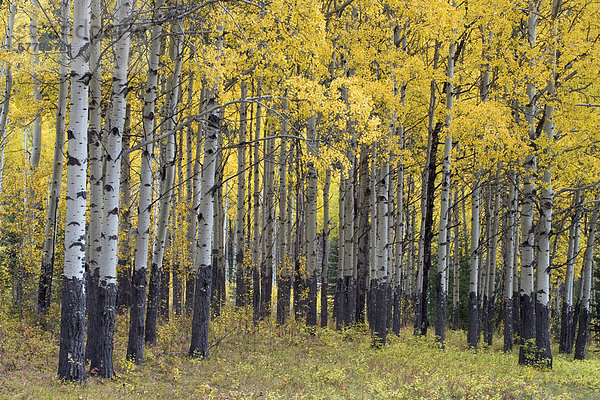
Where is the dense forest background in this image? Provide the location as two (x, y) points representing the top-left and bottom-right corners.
(1, 0), (600, 395)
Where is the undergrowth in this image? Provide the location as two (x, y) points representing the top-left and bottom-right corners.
(0, 305), (599, 399)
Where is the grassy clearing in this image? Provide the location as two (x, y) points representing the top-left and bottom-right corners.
(1, 306), (599, 399)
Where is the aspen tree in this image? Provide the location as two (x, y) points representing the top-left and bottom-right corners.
(356, 146), (370, 324)
(212, 122), (225, 317)
(251, 83), (263, 322)
(484, 169), (500, 346)
(518, 0), (539, 363)
(185, 70), (197, 314)
(574, 204), (598, 360)
(503, 171), (518, 352)
(305, 114), (318, 327)
(415, 41), (440, 337)
(235, 82), (248, 307)
(85, 0), (103, 362)
(321, 168), (331, 327)
(58, 0), (91, 382)
(126, 0), (164, 364)
(436, 37), (456, 346)
(258, 113), (275, 318)
(468, 176), (481, 349)
(90, 0), (133, 378)
(28, 0), (41, 169)
(276, 98), (290, 325)
(146, 22), (183, 345)
(190, 97), (220, 358)
(451, 190), (460, 331)
(117, 105), (132, 313)
(373, 160), (389, 346)
(37, 0), (70, 316)
(559, 190), (582, 354)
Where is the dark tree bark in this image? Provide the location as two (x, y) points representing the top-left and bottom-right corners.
(535, 300), (552, 367)
(127, 266), (147, 363)
(145, 262), (161, 345)
(189, 264), (212, 358)
(574, 307), (590, 360)
(173, 262), (183, 316)
(91, 283), (116, 378)
(58, 276), (86, 382)
(355, 148), (370, 324)
(518, 293), (536, 365)
(160, 263), (170, 320)
(85, 268), (99, 361)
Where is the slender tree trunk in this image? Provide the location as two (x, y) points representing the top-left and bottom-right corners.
(211, 129), (225, 317)
(235, 82), (248, 307)
(393, 149), (404, 335)
(90, 0), (133, 378)
(356, 146), (370, 324)
(276, 99), (290, 325)
(58, 0), (91, 382)
(503, 171), (517, 351)
(518, 0), (539, 366)
(560, 190), (581, 354)
(252, 83), (262, 322)
(450, 190), (460, 331)
(0, 1), (16, 206)
(484, 170), (500, 346)
(117, 105), (132, 313)
(415, 42), (440, 337)
(146, 25), (182, 345)
(190, 98), (220, 358)
(435, 39), (455, 346)
(29, 0), (42, 169)
(37, 0), (70, 317)
(84, 0), (104, 363)
(321, 169), (331, 327)
(126, 0), (163, 363)
(512, 175), (521, 341)
(519, 159), (537, 365)
(467, 177), (481, 349)
(343, 161), (356, 327)
(373, 162), (389, 346)
(574, 205), (598, 360)
(367, 160), (377, 329)
(304, 115), (318, 327)
(260, 118), (275, 319)
(185, 71), (197, 314)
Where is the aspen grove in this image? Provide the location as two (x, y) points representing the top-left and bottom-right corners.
(2, 0), (600, 388)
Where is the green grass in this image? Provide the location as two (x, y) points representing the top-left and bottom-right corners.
(1, 306), (599, 399)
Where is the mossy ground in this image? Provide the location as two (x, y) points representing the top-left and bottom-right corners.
(1, 305), (599, 399)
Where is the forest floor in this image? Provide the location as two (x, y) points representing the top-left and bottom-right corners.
(1, 305), (600, 399)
